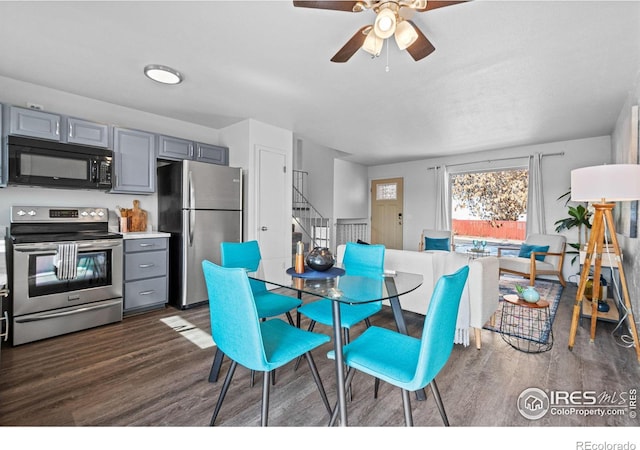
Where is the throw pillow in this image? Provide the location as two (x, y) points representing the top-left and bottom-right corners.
(425, 237), (450, 251)
(518, 244), (550, 261)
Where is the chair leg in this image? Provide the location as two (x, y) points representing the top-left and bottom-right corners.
(210, 360), (237, 426)
(344, 328), (352, 402)
(304, 351), (332, 415)
(429, 379), (450, 426)
(374, 378), (380, 398)
(474, 327), (482, 350)
(208, 348), (225, 382)
(261, 370), (271, 427)
(401, 388), (413, 426)
(285, 311), (295, 326)
(294, 320), (316, 371)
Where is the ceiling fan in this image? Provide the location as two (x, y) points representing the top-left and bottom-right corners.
(293, 1), (468, 63)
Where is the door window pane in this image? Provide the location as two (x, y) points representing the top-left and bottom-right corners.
(376, 183), (397, 200)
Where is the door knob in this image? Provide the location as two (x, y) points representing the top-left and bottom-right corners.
(261, 226), (268, 231)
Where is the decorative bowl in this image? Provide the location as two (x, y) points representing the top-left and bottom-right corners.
(305, 247), (335, 272)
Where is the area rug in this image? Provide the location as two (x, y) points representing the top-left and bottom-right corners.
(483, 275), (563, 344)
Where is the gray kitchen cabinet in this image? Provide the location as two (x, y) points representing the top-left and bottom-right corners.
(195, 142), (228, 165)
(123, 237), (168, 314)
(8, 106), (109, 148)
(112, 127), (156, 193)
(158, 135), (194, 160)
(0, 285), (8, 365)
(0, 104), (4, 187)
(9, 106), (61, 141)
(158, 134), (229, 165)
(66, 117), (110, 148)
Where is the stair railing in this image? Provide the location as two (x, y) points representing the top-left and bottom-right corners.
(292, 183), (331, 249)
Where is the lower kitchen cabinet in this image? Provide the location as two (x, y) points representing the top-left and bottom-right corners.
(123, 235), (169, 314)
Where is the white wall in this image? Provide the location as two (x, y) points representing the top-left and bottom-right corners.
(220, 119), (293, 285)
(333, 158), (368, 220)
(611, 70), (640, 322)
(0, 76), (225, 232)
(367, 135), (612, 279)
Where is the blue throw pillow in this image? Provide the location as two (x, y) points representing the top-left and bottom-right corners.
(518, 244), (549, 261)
(425, 237), (450, 251)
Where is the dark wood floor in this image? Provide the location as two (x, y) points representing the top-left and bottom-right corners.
(1, 283), (639, 430)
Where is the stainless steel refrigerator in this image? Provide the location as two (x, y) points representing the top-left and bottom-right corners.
(158, 160), (242, 309)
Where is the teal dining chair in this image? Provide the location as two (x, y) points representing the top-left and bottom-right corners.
(209, 240), (303, 384)
(328, 265), (469, 426)
(298, 242), (386, 344)
(202, 260), (332, 426)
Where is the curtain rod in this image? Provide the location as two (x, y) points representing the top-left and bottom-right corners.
(426, 151), (564, 170)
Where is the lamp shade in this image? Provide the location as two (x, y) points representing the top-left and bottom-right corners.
(571, 164), (640, 202)
(374, 9), (397, 39)
(395, 20), (418, 50)
(362, 29), (383, 56)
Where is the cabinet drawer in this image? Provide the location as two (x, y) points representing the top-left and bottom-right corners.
(125, 238), (167, 253)
(125, 277), (167, 310)
(125, 250), (167, 280)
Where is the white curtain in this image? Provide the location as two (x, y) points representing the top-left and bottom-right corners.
(526, 153), (546, 236)
(434, 165), (451, 231)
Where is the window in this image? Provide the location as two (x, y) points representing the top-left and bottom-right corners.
(376, 183), (397, 200)
(451, 168), (528, 242)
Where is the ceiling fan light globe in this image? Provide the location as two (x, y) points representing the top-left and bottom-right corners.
(374, 9), (397, 39)
(395, 20), (419, 50)
(362, 30), (383, 56)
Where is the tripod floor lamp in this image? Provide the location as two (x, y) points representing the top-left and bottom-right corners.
(568, 164), (640, 363)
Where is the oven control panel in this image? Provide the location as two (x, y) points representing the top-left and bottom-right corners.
(11, 206), (108, 223)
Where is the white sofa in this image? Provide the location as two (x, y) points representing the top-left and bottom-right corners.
(336, 245), (500, 349)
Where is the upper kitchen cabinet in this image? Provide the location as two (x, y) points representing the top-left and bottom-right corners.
(112, 127), (156, 194)
(9, 106), (61, 141)
(158, 134), (228, 165)
(8, 106), (109, 148)
(195, 143), (228, 165)
(0, 105), (4, 187)
(66, 117), (109, 148)
(158, 135), (194, 160)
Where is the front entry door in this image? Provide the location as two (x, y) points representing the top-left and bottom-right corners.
(371, 177), (403, 249)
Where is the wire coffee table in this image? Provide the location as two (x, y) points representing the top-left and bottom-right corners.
(499, 296), (553, 353)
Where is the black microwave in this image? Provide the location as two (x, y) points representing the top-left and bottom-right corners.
(8, 135), (113, 190)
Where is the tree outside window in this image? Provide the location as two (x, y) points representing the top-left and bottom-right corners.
(451, 169), (528, 241)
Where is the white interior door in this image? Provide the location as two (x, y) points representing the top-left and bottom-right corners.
(256, 145), (289, 285)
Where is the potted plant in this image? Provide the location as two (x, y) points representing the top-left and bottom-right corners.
(554, 190), (593, 265)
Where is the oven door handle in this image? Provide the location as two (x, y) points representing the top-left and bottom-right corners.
(13, 240), (123, 252)
(13, 300), (122, 323)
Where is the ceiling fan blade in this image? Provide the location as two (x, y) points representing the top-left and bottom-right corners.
(415, 0), (469, 12)
(293, 1), (361, 12)
(331, 26), (370, 63)
(405, 21), (435, 61)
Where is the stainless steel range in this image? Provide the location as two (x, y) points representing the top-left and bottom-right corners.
(6, 206), (123, 345)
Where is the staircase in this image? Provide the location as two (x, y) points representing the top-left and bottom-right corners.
(292, 170), (331, 258)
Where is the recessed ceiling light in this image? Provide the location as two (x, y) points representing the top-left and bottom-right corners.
(143, 64), (183, 85)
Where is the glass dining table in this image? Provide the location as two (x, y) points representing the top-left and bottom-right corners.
(256, 266), (424, 426)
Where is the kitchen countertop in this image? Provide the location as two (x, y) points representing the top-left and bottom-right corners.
(120, 231), (171, 240)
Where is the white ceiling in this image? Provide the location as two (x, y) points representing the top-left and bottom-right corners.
(0, 0), (639, 165)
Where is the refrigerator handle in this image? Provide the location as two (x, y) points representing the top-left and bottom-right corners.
(188, 170), (195, 246)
